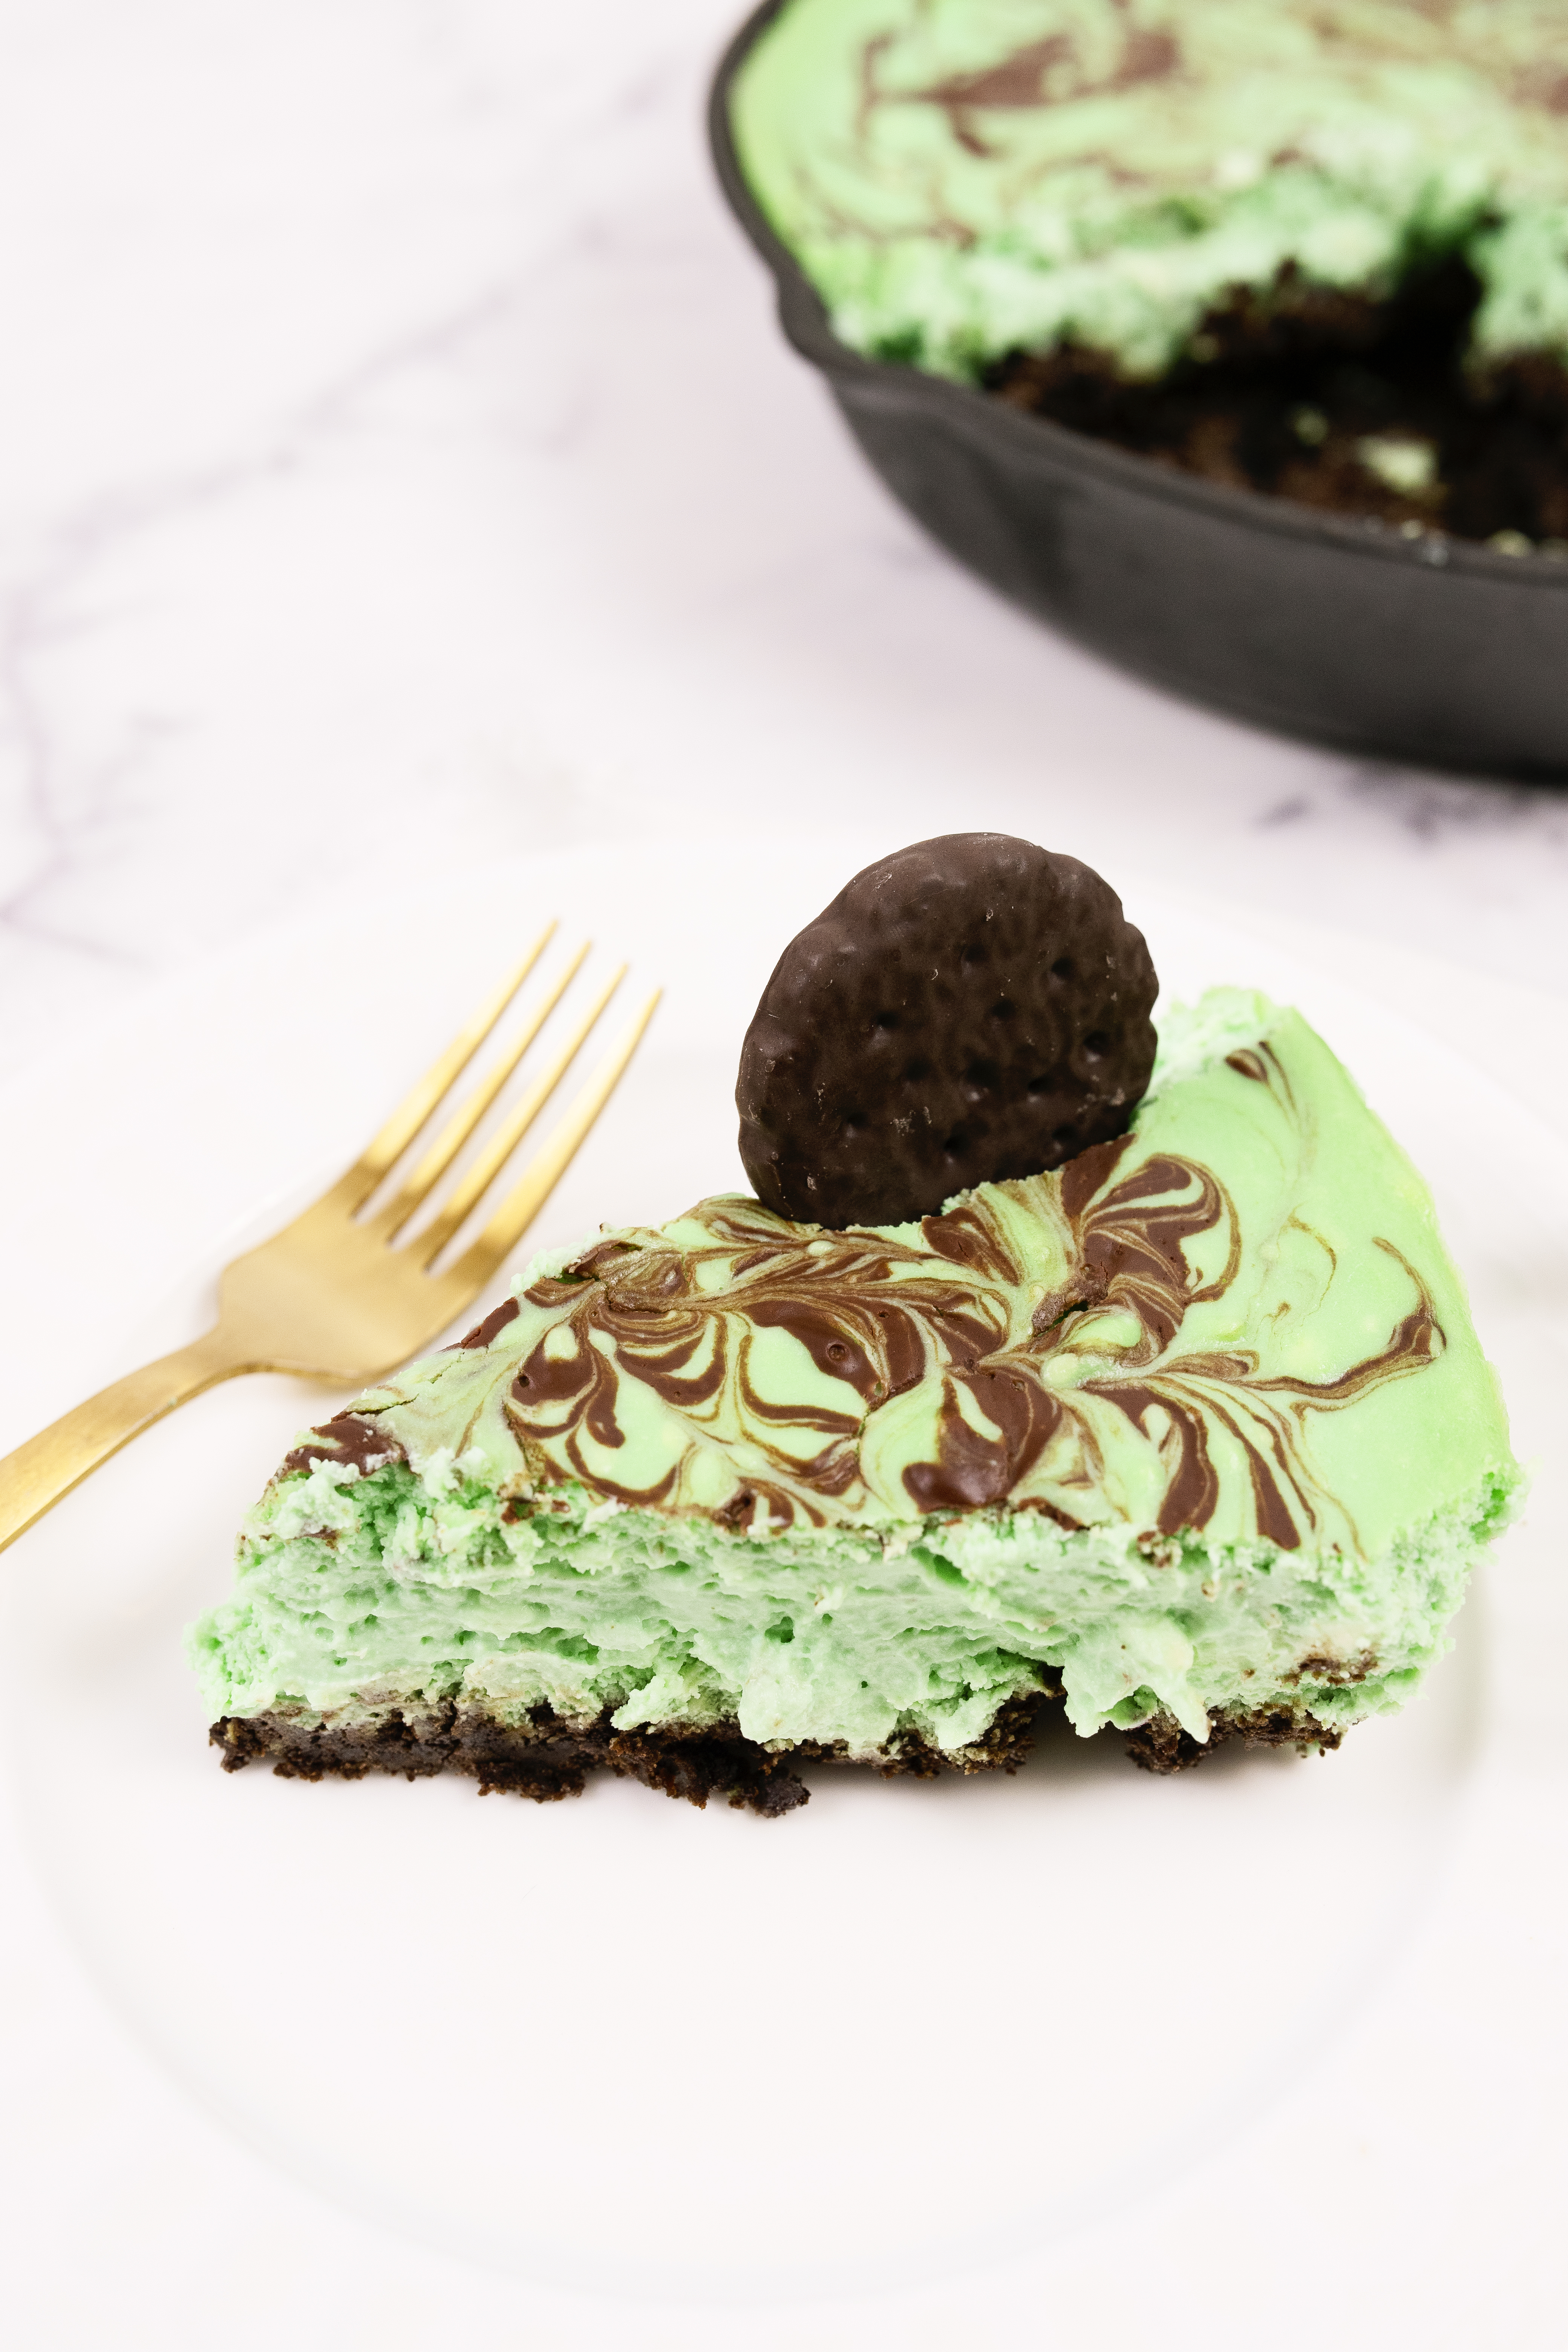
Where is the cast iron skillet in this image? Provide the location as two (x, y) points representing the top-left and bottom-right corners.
(710, 0), (1568, 779)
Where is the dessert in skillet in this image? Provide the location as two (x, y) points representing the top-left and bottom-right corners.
(730, 0), (1568, 549)
(190, 836), (1520, 1814)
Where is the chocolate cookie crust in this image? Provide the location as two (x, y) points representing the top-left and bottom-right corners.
(736, 835), (1158, 1228)
(988, 260), (1568, 547)
(211, 1694), (1340, 1816)
(211, 1693), (1046, 1818)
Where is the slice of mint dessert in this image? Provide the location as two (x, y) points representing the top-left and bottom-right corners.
(190, 841), (1519, 1815)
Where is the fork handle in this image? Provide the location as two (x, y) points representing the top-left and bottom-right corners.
(0, 1329), (243, 1556)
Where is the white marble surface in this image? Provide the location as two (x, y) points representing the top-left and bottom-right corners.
(2, 0), (1567, 1095)
(2, 4), (1567, 2342)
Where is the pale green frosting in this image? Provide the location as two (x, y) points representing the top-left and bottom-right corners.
(189, 991), (1519, 1755)
(730, 0), (1568, 380)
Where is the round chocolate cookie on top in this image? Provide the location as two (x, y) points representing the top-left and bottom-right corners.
(737, 835), (1158, 1229)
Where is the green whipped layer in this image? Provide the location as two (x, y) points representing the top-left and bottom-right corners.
(731, 0), (1568, 381)
(190, 990), (1519, 1755)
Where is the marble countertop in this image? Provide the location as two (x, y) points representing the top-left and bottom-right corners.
(2, 5), (1565, 2343)
(2, 0), (1566, 1098)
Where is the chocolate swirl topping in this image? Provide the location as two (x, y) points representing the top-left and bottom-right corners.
(282, 1412), (406, 1479)
(501, 1041), (1442, 1551)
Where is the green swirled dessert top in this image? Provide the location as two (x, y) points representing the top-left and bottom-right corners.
(318, 991), (1512, 1565)
(729, 0), (1568, 379)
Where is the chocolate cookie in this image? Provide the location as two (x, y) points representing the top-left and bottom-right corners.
(737, 835), (1158, 1228)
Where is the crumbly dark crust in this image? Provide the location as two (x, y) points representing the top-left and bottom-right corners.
(212, 1689), (1338, 1815)
(987, 257), (1568, 547)
(1122, 1703), (1343, 1775)
(211, 1692), (1046, 1819)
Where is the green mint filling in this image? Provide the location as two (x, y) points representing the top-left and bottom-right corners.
(731, 0), (1568, 381)
(190, 1456), (1519, 1753)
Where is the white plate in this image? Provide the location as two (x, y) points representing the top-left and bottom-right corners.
(1, 836), (1563, 2311)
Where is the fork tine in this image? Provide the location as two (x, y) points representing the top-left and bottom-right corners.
(413, 963), (628, 1266)
(448, 988), (662, 1289)
(338, 919), (558, 1209)
(369, 940), (593, 1240)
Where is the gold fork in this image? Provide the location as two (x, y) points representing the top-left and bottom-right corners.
(0, 923), (660, 1554)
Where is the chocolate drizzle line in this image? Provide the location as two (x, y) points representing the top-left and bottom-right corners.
(889, 12), (1181, 161)
(499, 1049), (1446, 1550)
(281, 1412), (406, 1479)
(451, 1297), (521, 1351)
